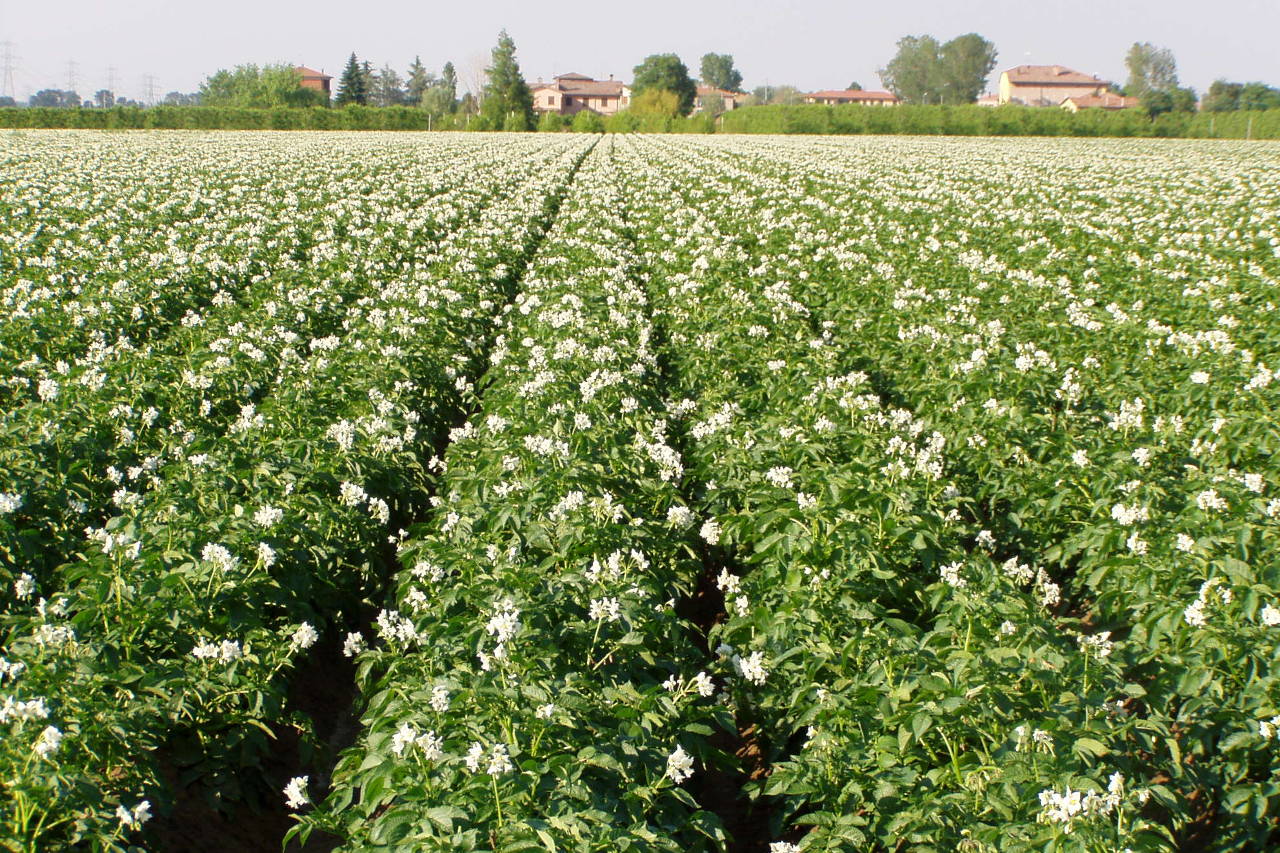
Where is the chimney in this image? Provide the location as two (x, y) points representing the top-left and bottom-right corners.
(609, 73), (614, 81)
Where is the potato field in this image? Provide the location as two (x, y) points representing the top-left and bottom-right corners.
(2, 131), (1280, 852)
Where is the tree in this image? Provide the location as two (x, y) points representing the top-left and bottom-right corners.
(631, 88), (681, 116)
(699, 53), (742, 92)
(421, 84), (454, 117)
(200, 65), (325, 108)
(538, 111), (565, 132)
(163, 91), (200, 106)
(29, 89), (81, 107)
(94, 89), (115, 109)
(938, 33), (998, 103)
(0, 96), (16, 108)
(373, 64), (406, 106)
(880, 33), (996, 104)
(570, 109), (604, 132)
(1239, 81), (1280, 110)
(1125, 42), (1178, 99)
(699, 91), (725, 115)
(1207, 80), (1280, 111)
(632, 54), (696, 115)
(441, 62), (458, 110)
(335, 53), (368, 105)
(751, 84), (802, 105)
(879, 35), (942, 103)
(848, 81), (862, 91)
(406, 56), (432, 105)
(481, 30), (534, 131)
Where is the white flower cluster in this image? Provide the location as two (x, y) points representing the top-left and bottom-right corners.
(1037, 772), (1126, 832)
(665, 744), (695, 783)
(191, 638), (243, 662)
(1184, 578), (1232, 627)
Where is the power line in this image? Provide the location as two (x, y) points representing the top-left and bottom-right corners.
(66, 59), (78, 93)
(142, 73), (157, 105)
(1, 41), (17, 100)
(107, 65), (118, 94)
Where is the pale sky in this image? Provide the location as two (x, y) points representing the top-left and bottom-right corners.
(1, 0), (1276, 102)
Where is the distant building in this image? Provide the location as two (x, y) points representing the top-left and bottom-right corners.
(692, 86), (744, 114)
(531, 73), (631, 116)
(1061, 93), (1140, 112)
(296, 67), (332, 98)
(976, 93), (1001, 107)
(998, 65), (1106, 106)
(804, 89), (900, 106)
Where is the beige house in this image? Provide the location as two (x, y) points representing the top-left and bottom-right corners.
(530, 73), (631, 116)
(1061, 93), (1139, 112)
(692, 86), (743, 114)
(998, 65), (1107, 105)
(804, 89), (900, 106)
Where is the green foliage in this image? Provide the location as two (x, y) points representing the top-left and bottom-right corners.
(537, 111), (565, 132)
(699, 53), (742, 92)
(200, 64), (326, 109)
(1125, 42), (1179, 100)
(1203, 79), (1280, 112)
(631, 88), (682, 118)
(405, 56), (433, 106)
(570, 109), (605, 133)
(335, 53), (368, 106)
(879, 32), (997, 104)
(632, 54), (697, 116)
(481, 30), (535, 132)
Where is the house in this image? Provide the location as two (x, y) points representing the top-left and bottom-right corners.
(1061, 93), (1139, 112)
(692, 86), (743, 114)
(976, 93), (1001, 107)
(998, 65), (1106, 106)
(531, 73), (631, 116)
(296, 67), (332, 98)
(804, 89), (900, 106)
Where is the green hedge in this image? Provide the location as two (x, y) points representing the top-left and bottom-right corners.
(0, 105), (469, 131)
(718, 103), (1280, 139)
(3, 103), (1278, 138)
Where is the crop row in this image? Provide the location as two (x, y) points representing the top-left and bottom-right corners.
(0, 133), (593, 851)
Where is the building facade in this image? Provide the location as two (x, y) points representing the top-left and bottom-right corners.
(804, 89), (900, 106)
(998, 65), (1106, 106)
(1061, 93), (1139, 112)
(530, 73), (631, 116)
(296, 67), (332, 98)
(692, 86), (743, 114)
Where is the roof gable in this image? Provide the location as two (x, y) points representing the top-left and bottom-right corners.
(1003, 65), (1102, 86)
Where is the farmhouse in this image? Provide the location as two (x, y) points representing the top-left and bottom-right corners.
(692, 86), (744, 114)
(804, 89), (900, 106)
(296, 67), (332, 97)
(1061, 93), (1140, 112)
(531, 73), (631, 116)
(998, 65), (1106, 106)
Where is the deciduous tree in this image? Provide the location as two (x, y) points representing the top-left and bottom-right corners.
(633, 54), (696, 115)
(699, 53), (742, 92)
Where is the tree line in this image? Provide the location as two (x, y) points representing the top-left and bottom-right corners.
(4, 29), (1277, 120)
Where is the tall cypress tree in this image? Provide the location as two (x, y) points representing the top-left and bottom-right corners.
(441, 62), (458, 112)
(406, 56), (431, 106)
(335, 53), (367, 105)
(481, 30), (534, 130)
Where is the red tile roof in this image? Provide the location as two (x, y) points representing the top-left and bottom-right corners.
(807, 89), (900, 102)
(295, 67), (332, 81)
(1002, 65), (1102, 86)
(1062, 93), (1139, 109)
(531, 74), (627, 97)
